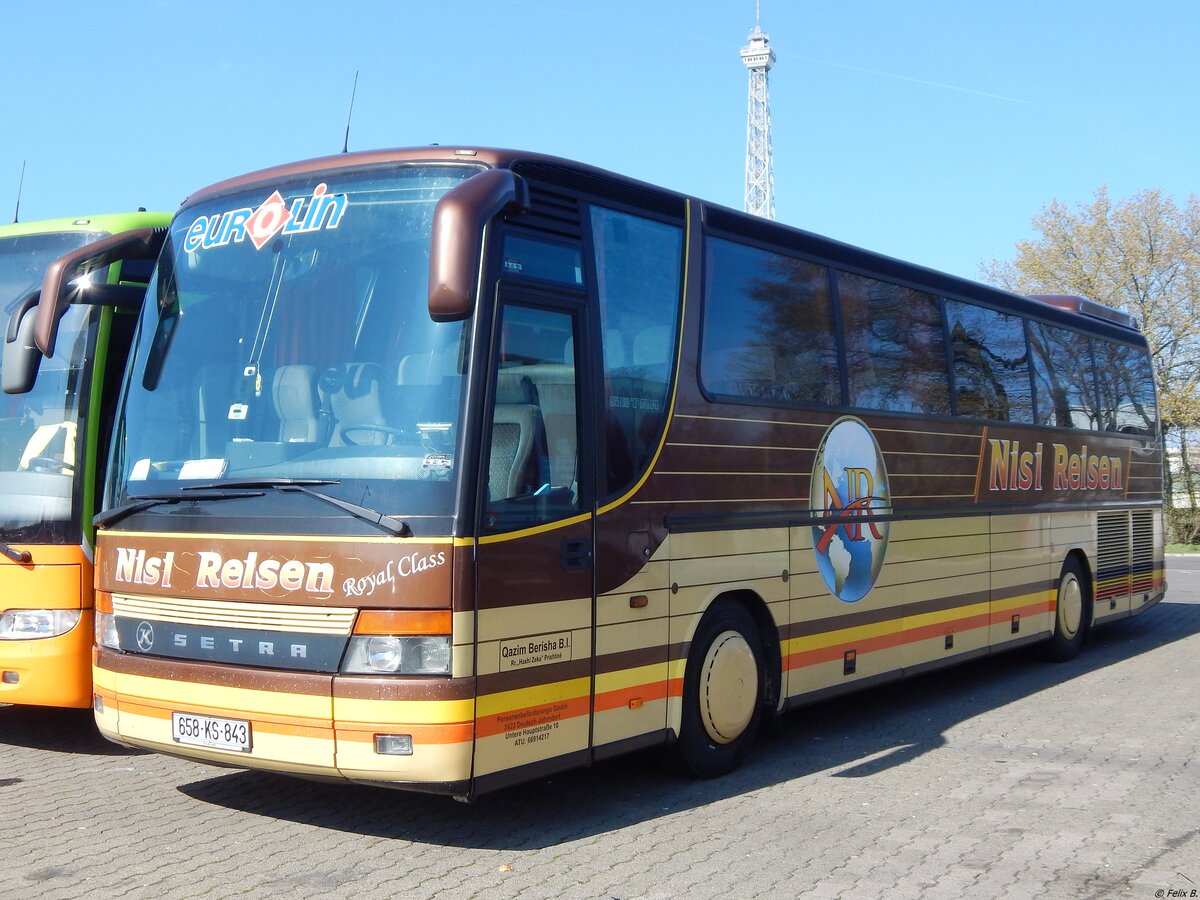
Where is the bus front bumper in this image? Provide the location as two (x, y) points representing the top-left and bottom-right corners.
(92, 648), (475, 791)
(0, 610), (93, 708)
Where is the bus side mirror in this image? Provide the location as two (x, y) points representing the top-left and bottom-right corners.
(35, 226), (167, 356)
(428, 168), (528, 322)
(3, 291), (43, 395)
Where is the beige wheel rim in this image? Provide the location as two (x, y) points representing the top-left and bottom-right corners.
(699, 630), (757, 744)
(1058, 572), (1083, 639)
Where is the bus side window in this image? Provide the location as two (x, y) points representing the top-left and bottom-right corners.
(1028, 322), (1100, 430)
(700, 237), (838, 407)
(590, 206), (683, 498)
(838, 272), (950, 416)
(945, 299), (1034, 423)
(1096, 340), (1158, 435)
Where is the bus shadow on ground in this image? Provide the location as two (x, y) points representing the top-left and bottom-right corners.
(177, 599), (1200, 849)
(0, 706), (148, 756)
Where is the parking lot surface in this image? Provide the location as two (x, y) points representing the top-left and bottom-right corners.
(2, 560), (1198, 899)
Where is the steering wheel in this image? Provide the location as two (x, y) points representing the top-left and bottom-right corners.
(340, 424), (406, 446)
(26, 456), (74, 475)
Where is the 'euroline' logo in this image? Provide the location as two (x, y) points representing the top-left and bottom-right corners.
(811, 417), (891, 603)
(183, 183), (348, 254)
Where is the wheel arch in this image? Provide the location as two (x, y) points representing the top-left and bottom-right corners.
(694, 588), (783, 714)
(1062, 547), (1095, 631)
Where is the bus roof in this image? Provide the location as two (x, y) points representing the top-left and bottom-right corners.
(178, 146), (1144, 344)
(179, 147), (630, 207)
(0, 210), (172, 240)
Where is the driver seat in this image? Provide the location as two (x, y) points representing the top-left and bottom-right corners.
(324, 363), (388, 446)
(272, 365), (320, 443)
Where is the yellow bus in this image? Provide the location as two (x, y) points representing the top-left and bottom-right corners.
(0, 212), (169, 707)
(83, 149), (1163, 796)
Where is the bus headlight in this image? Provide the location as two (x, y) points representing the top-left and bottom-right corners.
(0, 609), (82, 640)
(341, 635), (452, 675)
(96, 612), (120, 650)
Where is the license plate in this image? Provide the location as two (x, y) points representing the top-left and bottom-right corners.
(171, 711), (252, 753)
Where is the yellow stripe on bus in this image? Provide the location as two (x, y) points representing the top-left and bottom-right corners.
(594, 662), (669, 695)
(333, 696), (475, 725)
(474, 676), (591, 719)
(783, 590), (1054, 658)
(93, 666), (332, 720)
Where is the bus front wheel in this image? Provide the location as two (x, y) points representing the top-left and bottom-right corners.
(672, 601), (764, 778)
(1045, 556), (1090, 662)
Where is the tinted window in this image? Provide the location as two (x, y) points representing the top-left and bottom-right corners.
(484, 303), (582, 532)
(945, 300), (1034, 423)
(110, 167), (476, 529)
(501, 234), (583, 286)
(1095, 340), (1157, 434)
(1028, 322), (1099, 429)
(0, 230), (100, 301)
(837, 272), (949, 415)
(591, 207), (683, 497)
(701, 238), (839, 407)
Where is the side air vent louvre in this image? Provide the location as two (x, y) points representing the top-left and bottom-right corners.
(1131, 509), (1155, 596)
(1095, 511), (1130, 603)
(511, 162), (686, 219)
(505, 182), (582, 239)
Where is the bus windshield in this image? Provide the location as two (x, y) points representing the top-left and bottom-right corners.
(0, 230), (100, 300)
(109, 166), (479, 533)
(0, 232), (103, 542)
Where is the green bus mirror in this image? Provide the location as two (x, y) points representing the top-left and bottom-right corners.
(35, 227), (166, 356)
(3, 291), (43, 395)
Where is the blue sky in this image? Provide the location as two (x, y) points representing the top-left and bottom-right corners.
(2, 1), (1196, 281)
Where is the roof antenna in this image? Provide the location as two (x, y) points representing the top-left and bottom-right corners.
(341, 71), (359, 154)
(12, 160), (25, 224)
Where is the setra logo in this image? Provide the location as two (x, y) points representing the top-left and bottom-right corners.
(135, 621), (155, 652)
(810, 416), (891, 603)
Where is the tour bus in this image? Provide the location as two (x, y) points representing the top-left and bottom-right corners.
(0, 211), (169, 707)
(81, 148), (1163, 797)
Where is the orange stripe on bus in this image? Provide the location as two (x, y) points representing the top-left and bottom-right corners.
(989, 599), (1054, 624)
(110, 695), (331, 734)
(786, 619), (987, 670)
(474, 695), (591, 739)
(593, 679), (671, 713)
(783, 601), (1054, 672)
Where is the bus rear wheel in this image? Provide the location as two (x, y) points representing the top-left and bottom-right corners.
(1045, 556), (1090, 661)
(672, 602), (764, 778)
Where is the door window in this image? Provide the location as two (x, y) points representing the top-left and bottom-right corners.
(483, 303), (583, 532)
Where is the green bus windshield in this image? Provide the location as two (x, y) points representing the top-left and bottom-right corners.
(0, 232), (105, 542)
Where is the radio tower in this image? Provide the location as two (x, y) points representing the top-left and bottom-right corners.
(740, 2), (776, 219)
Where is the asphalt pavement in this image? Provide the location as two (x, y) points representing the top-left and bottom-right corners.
(2, 560), (1197, 899)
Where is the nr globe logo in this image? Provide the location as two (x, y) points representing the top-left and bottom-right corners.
(811, 417), (891, 603)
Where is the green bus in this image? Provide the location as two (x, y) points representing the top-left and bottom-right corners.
(0, 211), (168, 707)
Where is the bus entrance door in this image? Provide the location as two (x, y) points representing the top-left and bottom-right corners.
(472, 291), (595, 790)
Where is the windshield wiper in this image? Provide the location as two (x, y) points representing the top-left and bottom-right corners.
(181, 477), (413, 537)
(96, 478), (413, 536)
(0, 540), (32, 564)
(94, 487), (266, 530)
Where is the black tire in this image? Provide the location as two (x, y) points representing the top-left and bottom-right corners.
(1044, 556), (1090, 662)
(671, 602), (765, 778)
